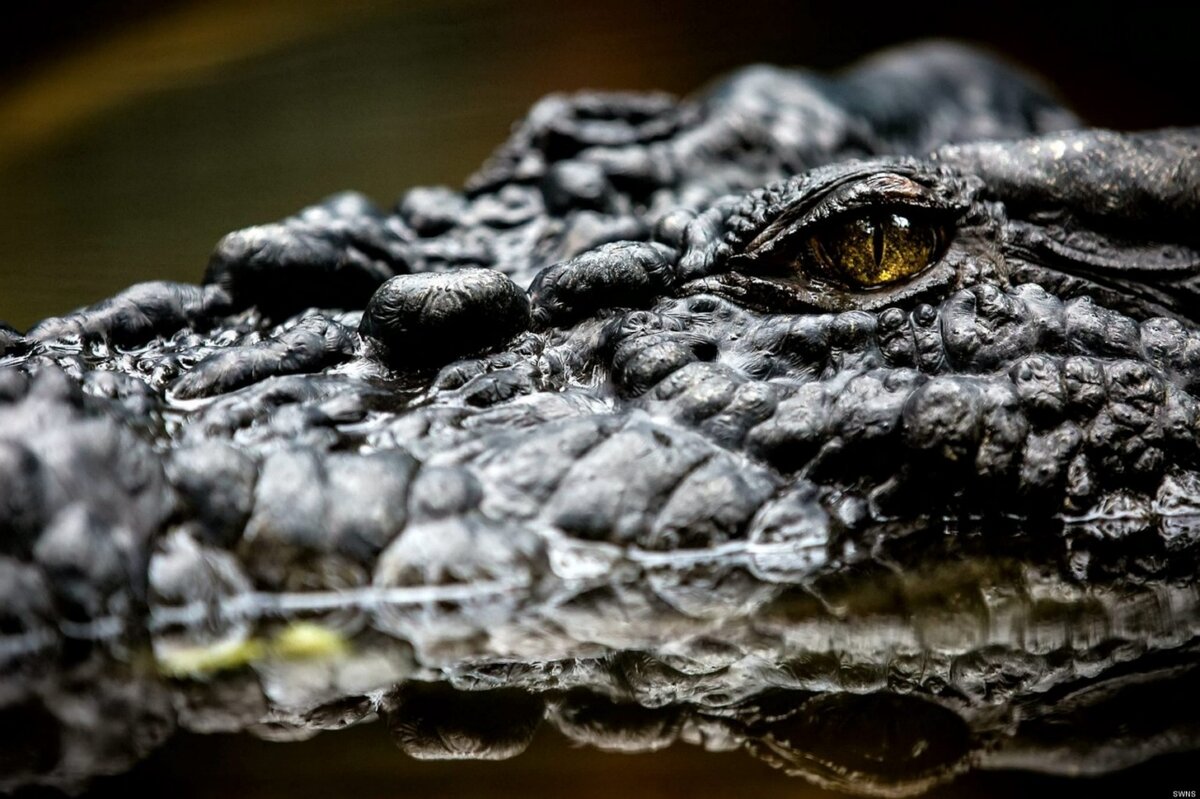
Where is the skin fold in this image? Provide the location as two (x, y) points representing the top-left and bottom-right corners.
(0, 42), (1198, 796)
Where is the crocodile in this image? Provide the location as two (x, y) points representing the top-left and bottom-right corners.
(1, 41), (1199, 797)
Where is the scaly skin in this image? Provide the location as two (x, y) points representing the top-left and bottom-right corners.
(1, 43), (1199, 796)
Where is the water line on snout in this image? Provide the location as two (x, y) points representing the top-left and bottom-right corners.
(148, 578), (531, 632)
(6, 505), (1200, 658)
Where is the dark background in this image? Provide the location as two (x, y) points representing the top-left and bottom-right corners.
(46, 723), (1200, 799)
(0, 2), (1198, 795)
(4, 0), (1199, 130)
(0, 0), (1197, 329)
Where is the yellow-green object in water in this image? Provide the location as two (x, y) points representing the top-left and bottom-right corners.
(157, 622), (349, 678)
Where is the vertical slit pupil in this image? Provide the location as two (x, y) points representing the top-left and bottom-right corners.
(871, 217), (884, 267)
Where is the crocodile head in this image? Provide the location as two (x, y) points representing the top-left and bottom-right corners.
(1, 42), (1198, 796)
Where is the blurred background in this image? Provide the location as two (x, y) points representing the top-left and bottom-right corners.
(2, 2), (1199, 794)
(1, 0), (1198, 330)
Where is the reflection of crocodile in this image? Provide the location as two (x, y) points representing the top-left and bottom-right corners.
(2, 42), (1199, 796)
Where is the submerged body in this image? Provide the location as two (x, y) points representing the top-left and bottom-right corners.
(1, 43), (1199, 796)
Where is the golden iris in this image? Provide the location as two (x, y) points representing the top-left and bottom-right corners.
(808, 213), (941, 288)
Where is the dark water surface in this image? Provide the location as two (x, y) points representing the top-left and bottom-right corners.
(31, 725), (1195, 799)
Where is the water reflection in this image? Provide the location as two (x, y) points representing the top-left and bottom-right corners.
(4, 531), (1200, 795)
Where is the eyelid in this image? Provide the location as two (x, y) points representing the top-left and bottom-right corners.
(743, 172), (956, 258)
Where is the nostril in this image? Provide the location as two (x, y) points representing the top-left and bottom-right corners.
(359, 268), (530, 369)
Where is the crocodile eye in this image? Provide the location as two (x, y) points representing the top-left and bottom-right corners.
(807, 212), (943, 288)
(707, 168), (968, 312)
